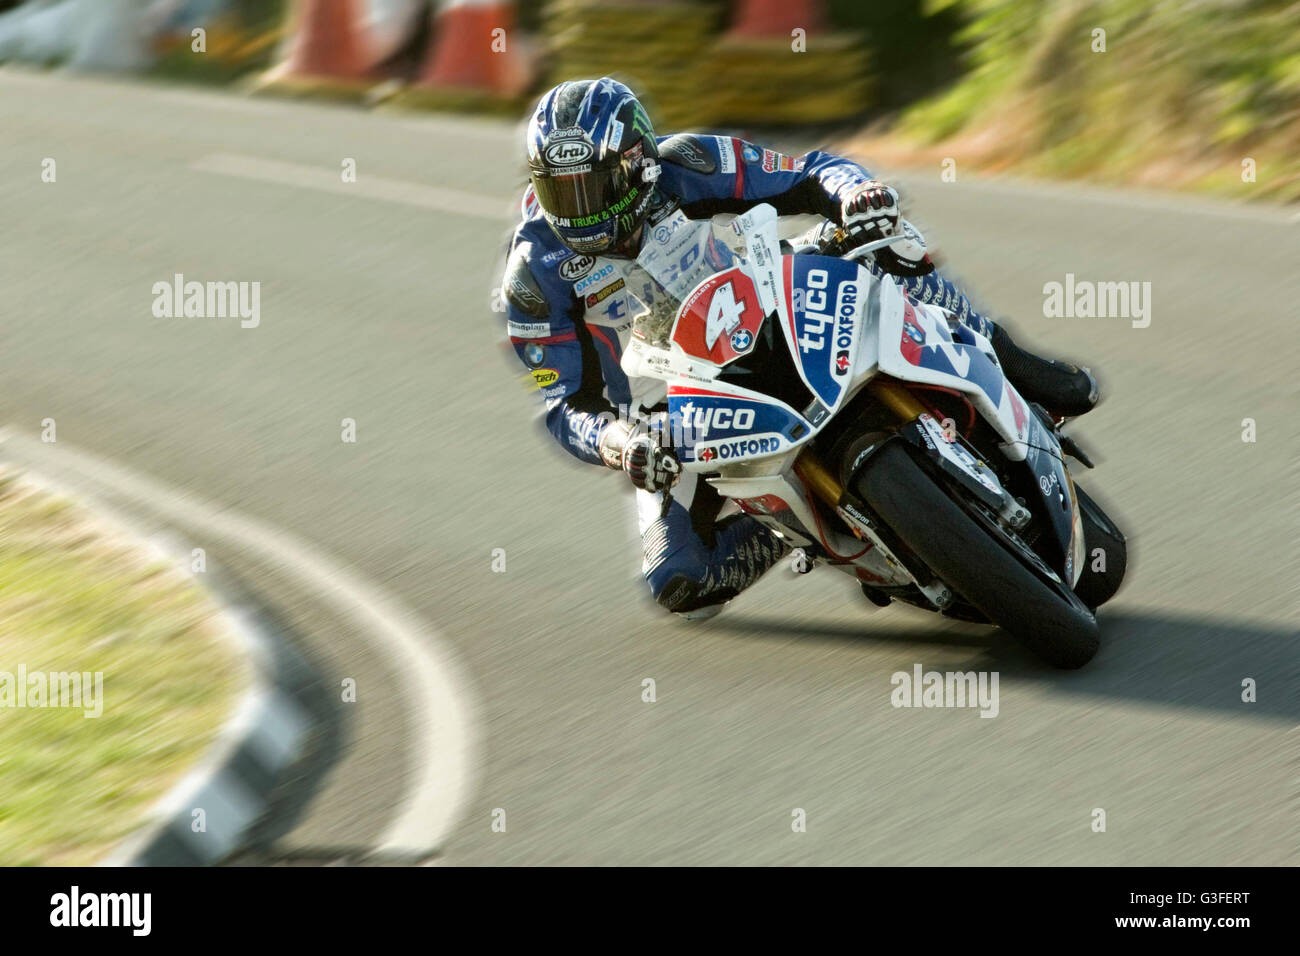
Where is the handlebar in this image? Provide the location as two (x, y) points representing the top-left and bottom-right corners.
(839, 230), (915, 261)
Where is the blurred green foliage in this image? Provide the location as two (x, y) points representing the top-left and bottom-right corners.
(827, 0), (966, 108)
(899, 0), (1300, 197)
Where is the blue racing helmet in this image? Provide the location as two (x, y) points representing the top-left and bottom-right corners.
(526, 78), (660, 256)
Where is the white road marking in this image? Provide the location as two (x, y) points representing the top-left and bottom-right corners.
(193, 152), (515, 221)
(0, 427), (478, 861)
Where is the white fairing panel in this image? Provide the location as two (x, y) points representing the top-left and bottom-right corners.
(875, 286), (1036, 461)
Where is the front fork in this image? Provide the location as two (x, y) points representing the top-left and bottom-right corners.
(793, 380), (956, 609)
(793, 378), (928, 506)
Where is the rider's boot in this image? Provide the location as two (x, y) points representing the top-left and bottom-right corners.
(647, 510), (788, 620)
(989, 324), (1099, 419)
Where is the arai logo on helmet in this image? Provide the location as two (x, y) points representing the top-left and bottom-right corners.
(545, 127), (594, 166)
(558, 255), (596, 281)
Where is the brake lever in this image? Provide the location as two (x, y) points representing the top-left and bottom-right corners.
(658, 454), (683, 519)
(839, 229), (914, 261)
(1057, 432), (1095, 469)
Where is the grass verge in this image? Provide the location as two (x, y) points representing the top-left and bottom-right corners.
(0, 469), (247, 865)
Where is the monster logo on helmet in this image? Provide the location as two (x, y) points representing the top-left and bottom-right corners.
(526, 78), (660, 257)
(629, 103), (653, 139)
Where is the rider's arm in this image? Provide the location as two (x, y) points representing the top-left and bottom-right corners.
(656, 135), (994, 338)
(502, 240), (616, 467)
(656, 134), (873, 222)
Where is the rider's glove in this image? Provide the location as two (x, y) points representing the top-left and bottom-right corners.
(840, 180), (900, 237)
(599, 421), (681, 492)
(873, 218), (932, 276)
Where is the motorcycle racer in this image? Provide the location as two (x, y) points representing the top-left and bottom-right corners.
(501, 77), (1099, 618)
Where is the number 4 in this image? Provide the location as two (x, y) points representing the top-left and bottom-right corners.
(705, 282), (745, 348)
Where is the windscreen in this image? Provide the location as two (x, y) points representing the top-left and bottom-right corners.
(627, 217), (741, 349)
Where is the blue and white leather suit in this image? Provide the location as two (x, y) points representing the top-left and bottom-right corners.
(501, 134), (995, 613)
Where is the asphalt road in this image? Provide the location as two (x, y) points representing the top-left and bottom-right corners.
(3, 69), (1296, 865)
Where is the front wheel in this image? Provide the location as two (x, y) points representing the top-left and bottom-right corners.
(853, 441), (1100, 669)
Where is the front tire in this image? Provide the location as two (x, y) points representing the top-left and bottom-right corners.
(853, 441), (1100, 668)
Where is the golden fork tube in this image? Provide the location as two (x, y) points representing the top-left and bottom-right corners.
(867, 377), (929, 421)
(793, 451), (843, 509)
(795, 378), (928, 510)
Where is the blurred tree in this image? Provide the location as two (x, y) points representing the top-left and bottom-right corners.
(827, 0), (966, 109)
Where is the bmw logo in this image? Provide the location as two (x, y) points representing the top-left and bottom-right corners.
(730, 329), (754, 352)
(904, 321), (925, 344)
(524, 343), (546, 367)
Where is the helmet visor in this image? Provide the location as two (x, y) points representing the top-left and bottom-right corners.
(530, 156), (638, 225)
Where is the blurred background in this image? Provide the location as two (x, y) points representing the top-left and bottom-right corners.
(2, 0), (1300, 197)
(2, 0), (1298, 198)
(2, 0), (1296, 866)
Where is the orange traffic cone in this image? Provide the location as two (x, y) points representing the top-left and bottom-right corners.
(260, 0), (378, 98)
(729, 0), (826, 38)
(287, 0), (372, 78)
(416, 0), (521, 95)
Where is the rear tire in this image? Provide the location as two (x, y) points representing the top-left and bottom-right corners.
(853, 441), (1100, 668)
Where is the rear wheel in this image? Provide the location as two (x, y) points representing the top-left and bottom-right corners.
(853, 441), (1100, 668)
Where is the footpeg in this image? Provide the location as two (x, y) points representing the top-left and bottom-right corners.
(1058, 433), (1095, 469)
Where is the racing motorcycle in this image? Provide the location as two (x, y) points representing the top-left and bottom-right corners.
(621, 204), (1126, 669)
